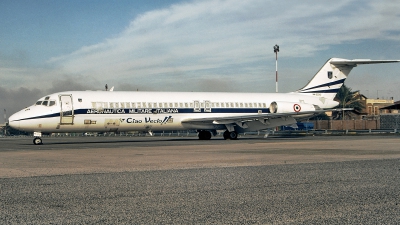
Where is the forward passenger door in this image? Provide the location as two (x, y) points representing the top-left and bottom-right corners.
(59, 94), (74, 124)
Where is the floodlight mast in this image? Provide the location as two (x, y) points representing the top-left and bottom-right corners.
(273, 44), (279, 92)
(3, 109), (6, 136)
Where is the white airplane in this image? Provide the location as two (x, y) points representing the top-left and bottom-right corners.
(8, 58), (400, 144)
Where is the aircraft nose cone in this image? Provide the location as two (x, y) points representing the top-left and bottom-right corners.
(8, 114), (20, 130)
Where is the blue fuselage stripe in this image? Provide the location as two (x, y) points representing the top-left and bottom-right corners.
(299, 89), (340, 93)
(13, 108), (271, 122)
(300, 79), (345, 92)
(80, 108), (269, 114)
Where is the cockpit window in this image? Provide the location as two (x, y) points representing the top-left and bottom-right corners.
(35, 97), (56, 107)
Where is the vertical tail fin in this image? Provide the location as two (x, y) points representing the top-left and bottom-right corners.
(295, 58), (400, 100)
(295, 58), (353, 100)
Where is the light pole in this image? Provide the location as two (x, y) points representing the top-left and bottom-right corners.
(273, 44), (279, 93)
(3, 109), (6, 136)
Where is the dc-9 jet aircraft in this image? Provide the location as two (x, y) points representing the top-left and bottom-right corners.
(8, 58), (400, 144)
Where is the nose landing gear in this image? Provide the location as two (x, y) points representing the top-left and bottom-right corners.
(33, 137), (43, 145)
(33, 132), (43, 145)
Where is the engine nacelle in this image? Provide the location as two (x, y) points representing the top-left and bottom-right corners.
(269, 101), (317, 113)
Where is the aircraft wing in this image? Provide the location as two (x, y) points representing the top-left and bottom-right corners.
(181, 108), (352, 124)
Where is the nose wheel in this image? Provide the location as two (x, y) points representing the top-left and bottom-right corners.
(33, 137), (43, 145)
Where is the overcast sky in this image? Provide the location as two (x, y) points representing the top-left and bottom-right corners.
(1, 0), (400, 116)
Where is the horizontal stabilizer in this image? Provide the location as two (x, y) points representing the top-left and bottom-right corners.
(296, 58), (400, 101)
(330, 59), (400, 66)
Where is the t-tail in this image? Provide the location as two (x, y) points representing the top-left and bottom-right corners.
(294, 58), (400, 100)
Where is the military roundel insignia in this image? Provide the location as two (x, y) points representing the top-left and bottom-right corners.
(293, 104), (301, 112)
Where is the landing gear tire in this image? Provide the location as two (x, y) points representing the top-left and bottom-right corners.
(33, 137), (43, 145)
(198, 131), (212, 140)
(229, 131), (238, 140)
(223, 130), (230, 140)
(223, 131), (238, 140)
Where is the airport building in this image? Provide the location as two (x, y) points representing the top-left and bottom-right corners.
(364, 98), (395, 116)
(314, 92), (399, 130)
(351, 92), (395, 118)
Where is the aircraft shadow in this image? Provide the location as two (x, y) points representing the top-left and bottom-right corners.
(21, 135), (308, 146)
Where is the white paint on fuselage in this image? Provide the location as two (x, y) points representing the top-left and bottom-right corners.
(9, 91), (338, 133)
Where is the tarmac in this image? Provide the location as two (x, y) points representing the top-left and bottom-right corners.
(1, 135), (399, 224)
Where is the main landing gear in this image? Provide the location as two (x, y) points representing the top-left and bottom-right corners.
(198, 130), (212, 140)
(223, 130), (238, 140)
(33, 137), (43, 145)
(198, 130), (238, 140)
